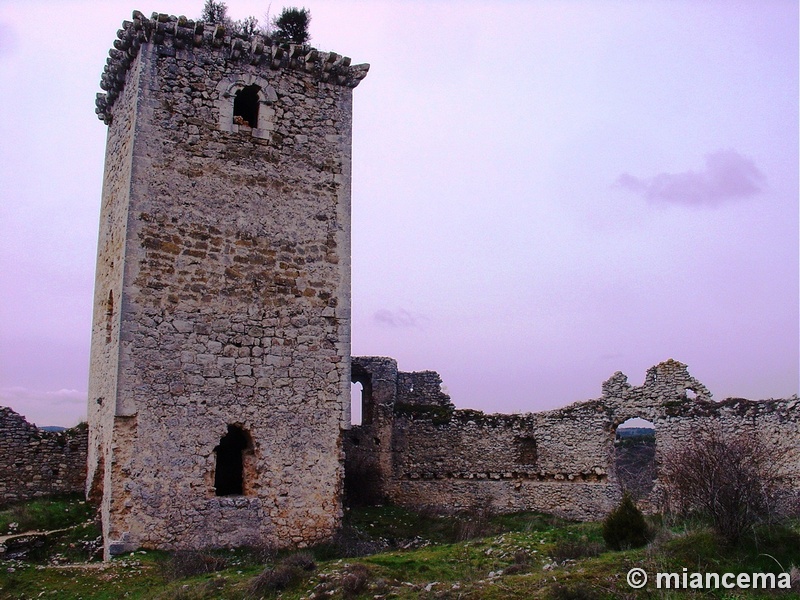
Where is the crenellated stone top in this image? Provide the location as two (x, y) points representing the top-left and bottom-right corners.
(96, 10), (370, 124)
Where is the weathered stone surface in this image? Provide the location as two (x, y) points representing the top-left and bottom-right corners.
(345, 358), (800, 520)
(0, 408), (87, 507)
(87, 10), (366, 559)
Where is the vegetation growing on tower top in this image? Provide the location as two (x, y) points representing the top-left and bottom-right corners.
(272, 7), (311, 44)
(199, 1), (311, 43)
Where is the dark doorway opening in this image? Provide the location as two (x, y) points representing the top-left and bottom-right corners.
(233, 85), (260, 128)
(214, 425), (250, 496)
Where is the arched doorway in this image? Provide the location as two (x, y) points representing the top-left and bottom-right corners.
(614, 417), (656, 500)
(214, 425), (252, 496)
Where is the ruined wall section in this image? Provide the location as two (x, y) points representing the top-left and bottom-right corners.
(0, 408), (88, 507)
(345, 357), (399, 504)
(90, 11), (367, 556)
(387, 382), (617, 519)
(346, 358), (798, 520)
(645, 391), (800, 510)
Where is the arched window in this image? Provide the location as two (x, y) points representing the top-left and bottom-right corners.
(216, 75), (277, 138)
(233, 85), (260, 128)
(214, 425), (251, 496)
(350, 365), (374, 427)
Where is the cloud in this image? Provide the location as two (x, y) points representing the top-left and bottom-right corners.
(615, 149), (766, 207)
(0, 386), (86, 427)
(373, 308), (427, 328)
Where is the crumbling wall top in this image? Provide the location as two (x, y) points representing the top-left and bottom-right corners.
(96, 10), (369, 123)
(601, 359), (712, 402)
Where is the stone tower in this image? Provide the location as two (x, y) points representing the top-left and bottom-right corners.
(87, 11), (367, 558)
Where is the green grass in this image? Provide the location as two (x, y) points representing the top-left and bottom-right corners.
(0, 494), (94, 534)
(1, 498), (798, 599)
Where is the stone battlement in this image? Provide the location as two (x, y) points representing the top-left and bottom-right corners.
(96, 10), (369, 123)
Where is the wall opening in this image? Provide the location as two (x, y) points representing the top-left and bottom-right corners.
(350, 365), (375, 427)
(233, 85), (260, 128)
(214, 425), (251, 496)
(514, 436), (538, 467)
(350, 382), (363, 426)
(614, 418), (656, 500)
(105, 291), (114, 343)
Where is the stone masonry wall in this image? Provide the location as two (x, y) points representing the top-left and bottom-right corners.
(0, 407), (88, 507)
(345, 358), (799, 520)
(88, 11), (367, 557)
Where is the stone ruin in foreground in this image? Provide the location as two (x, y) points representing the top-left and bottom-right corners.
(3, 10), (790, 559)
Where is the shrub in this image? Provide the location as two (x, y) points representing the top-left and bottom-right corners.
(250, 564), (300, 593)
(249, 552), (317, 594)
(504, 549), (531, 575)
(320, 523), (386, 558)
(602, 494), (650, 550)
(281, 551), (316, 571)
(201, 0), (228, 24)
(272, 7), (311, 44)
(454, 510), (494, 541)
(341, 563), (370, 598)
(161, 549), (228, 580)
(662, 426), (789, 543)
(550, 537), (603, 563)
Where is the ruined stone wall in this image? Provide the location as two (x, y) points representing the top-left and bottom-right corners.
(89, 11), (367, 557)
(346, 358), (799, 520)
(0, 408), (88, 507)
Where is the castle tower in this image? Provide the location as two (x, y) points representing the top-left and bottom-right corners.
(87, 11), (367, 557)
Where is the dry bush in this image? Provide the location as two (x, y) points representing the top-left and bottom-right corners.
(248, 551), (317, 595)
(454, 500), (495, 541)
(161, 550), (228, 580)
(550, 537), (604, 564)
(249, 564), (299, 594)
(327, 524), (386, 558)
(662, 426), (790, 543)
(280, 551), (316, 571)
(504, 549), (531, 575)
(341, 563), (371, 598)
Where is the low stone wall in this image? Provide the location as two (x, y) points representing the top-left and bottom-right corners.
(2, 358), (796, 521)
(345, 357), (800, 520)
(0, 407), (88, 507)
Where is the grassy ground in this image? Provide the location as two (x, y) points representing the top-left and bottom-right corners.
(1, 497), (798, 599)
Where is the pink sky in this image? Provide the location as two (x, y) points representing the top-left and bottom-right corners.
(0, 1), (797, 427)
